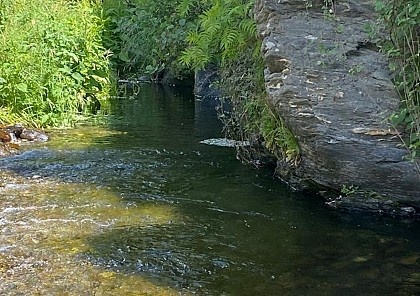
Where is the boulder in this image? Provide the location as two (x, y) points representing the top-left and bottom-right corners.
(254, 0), (420, 211)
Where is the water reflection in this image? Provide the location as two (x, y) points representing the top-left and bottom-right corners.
(1, 84), (420, 295)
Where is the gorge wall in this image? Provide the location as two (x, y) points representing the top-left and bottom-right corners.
(254, 0), (420, 213)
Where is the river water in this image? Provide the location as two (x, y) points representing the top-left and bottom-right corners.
(1, 84), (420, 295)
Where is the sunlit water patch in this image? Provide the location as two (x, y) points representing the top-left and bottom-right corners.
(1, 84), (420, 295)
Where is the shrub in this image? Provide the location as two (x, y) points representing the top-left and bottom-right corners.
(103, 0), (196, 80)
(0, 0), (112, 127)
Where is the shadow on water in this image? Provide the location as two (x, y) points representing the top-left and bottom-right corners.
(2, 84), (420, 295)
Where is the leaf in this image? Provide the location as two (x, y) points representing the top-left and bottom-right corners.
(67, 52), (79, 63)
(410, 133), (420, 143)
(221, 29), (239, 50)
(118, 51), (130, 62)
(374, 0), (385, 12)
(41, 114), (50, 124)
(145, 65), (156, 72)
(71, 72), (84, 82)
(178, 18), (186, 26)
(59, 66), (72, 74)
(90, 75), (108, 84)
(16, 83), (28, 93)
(177, 0), (192, 16)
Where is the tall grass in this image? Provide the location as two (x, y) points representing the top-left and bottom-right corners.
(0, 0), (112, 127)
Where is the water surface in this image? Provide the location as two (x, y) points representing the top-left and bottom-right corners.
(1, 84), (420, 295)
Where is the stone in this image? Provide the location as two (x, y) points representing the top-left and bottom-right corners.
(254, 0), (420, 211)
(194, 64), (223, 99)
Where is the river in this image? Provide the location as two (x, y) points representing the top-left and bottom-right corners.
(1, 84), (420, 295)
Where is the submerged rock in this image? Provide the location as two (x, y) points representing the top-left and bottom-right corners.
(20, 129), (49, 142)
(199, 138), (250, 148)
(255, 0), (420, 212)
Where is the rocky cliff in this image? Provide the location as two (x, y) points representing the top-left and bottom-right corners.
(254, 0), (420, 213)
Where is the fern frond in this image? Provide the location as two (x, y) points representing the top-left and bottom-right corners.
(180, 0), (258, 70)
(179, 46), (210, 69)
(239, 18), (256, 36)
(198, 31), (217, 48)
(221, 31), (246, 62)
(221, 28), (239, 50)
(203, 22), (221, 37)
(186, 30), (200, 44)
(200, 2), (222, 26)
(227, 4), (246, 18)
(179, 48), (194, 67)
(177, 0), (193, 16)
(243, 0), (255, 16)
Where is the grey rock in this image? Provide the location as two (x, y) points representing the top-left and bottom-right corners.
(194, 64), (224, 99)
(20, 129), (49, 142)
(255, 0), (420, 210)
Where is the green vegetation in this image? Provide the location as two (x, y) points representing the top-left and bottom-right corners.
(220, 47), (300, 164)
(101, 0), (300, 163)
(178, 0), (256, 69)
(340, 184), (360, 196)
(0, 0), (112, 127)
(0, 0), (300, 164)
(178, 0), (300, 164)
(374, 0), (419, 159)
(102, 0), (196, 80)
(0, 0), (416, 168)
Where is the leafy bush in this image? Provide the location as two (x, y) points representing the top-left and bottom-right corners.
(103, 0), (196, 80)
(0, 0), (112, 127)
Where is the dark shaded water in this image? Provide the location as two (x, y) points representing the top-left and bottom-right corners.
(1, 84), (420, 295)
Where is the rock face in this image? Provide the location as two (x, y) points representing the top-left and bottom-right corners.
(254, 0), (420, 211)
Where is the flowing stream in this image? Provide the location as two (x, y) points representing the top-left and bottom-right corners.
(1, 84), (420, 295)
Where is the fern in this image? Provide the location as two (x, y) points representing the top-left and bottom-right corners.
(179, 46), (210, 69)
(178, 0), (300, 163)
(239, 18), (257, 36)
(186, 30), (201, 44)
(178, 0), (195, 16)
(179, 0), (257, 70)
(178, 0), (212, 16)
(221, 29), (239, 50)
